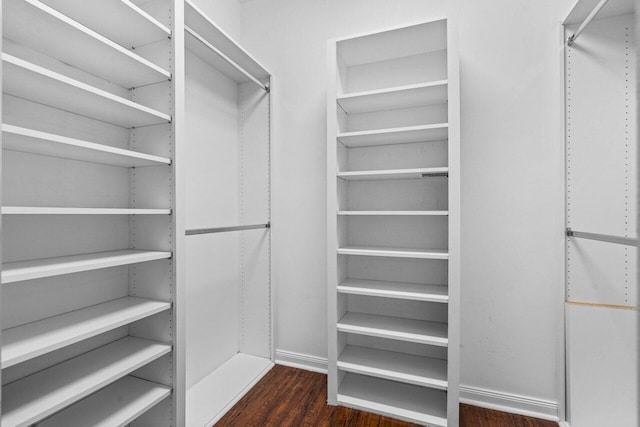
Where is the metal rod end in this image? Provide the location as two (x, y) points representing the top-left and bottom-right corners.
(566, 228), (574, 237)
(567, 35), (575, 46)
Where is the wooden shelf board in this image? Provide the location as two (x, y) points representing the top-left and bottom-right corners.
(338, 345), (448, 389)
(2, 207), (171, 215)
(5, 0), (170, 89)
(338, 81), (448, 114)
(338, 278), (448, 303)
(1, 336), (171, 427)
(185, 0), (270, 83)
(337, 312), (448, 346)
(40, 0), (171, 47)
(187, 353), (274, 426)
(338, 245), (448, 260)
(39, 376), (171, 427)
(2, 124), (170, 167)
(338, 373), (447, 426)
(2, 54), (171, 128)
(338, 124), (448, 148)
(2, 296), (171, 368)
(337, 167), (448, 181)
(2, 249), (172, 284)
(338, 210), (448, 216)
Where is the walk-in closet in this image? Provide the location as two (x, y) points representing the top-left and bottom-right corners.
(0, 0), (636, 426)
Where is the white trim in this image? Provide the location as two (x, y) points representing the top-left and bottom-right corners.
(275, 350), (328, 374)
(558, 422), (571, 427)
(460, 385), (559, 422)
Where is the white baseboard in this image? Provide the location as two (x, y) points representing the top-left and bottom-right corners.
(275, 349), (328, 374)
(460, 385), (559, 422)
(558, 422), (570, 427)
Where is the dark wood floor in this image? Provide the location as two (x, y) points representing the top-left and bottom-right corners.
(215, 365), (558, 427)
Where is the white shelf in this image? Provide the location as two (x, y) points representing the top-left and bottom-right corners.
(337, 245), (448, 260)
(5, 0), (170, 88)
(338, 210), (448, 216)
(337, 124), (448, 147)
(2, 249), (172, 284)
(338, 345), (448, 389)
(2, 124), (171, 167)
(185, 0), (270, 84)
(1, 336), (171, 427)
(187, 353), (274, 426)
(338, 278), (448, 303)
(338, 81), (448, 114)
(39, 376), (171, 427)
(2, 53), (172, 128)
(2, 296), (171, 368)
(2, 207), (171, 215)
(40, 0), (171, 47)
(338, 373), (447, 426)
(337, 167), (448, 181)
(337, 312), (448, 346)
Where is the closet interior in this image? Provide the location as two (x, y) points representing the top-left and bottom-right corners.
(563, 0), (637, 425)
(327, 19), (460, 426)
(182, 1), (273, 426)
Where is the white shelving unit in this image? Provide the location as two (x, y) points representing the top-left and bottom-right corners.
(2, 337), (171, 427)
(2, 250), (172, 283)
(183, 1), (274, 425)
(2, 53), (171, 128)
(2, 124), (171, 167)
(1, 0), (183, 425)
(337, 167), (448, 181)
(38, 376), (172, 427)
(338, 124), (449, 147)
(328, 19), (460, 426)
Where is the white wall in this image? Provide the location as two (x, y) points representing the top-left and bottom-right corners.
(238, 0), (576, 416)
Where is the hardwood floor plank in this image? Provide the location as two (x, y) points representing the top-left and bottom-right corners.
(214, 365), (556, 427)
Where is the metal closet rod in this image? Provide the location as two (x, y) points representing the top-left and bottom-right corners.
(566, 228), (638, 247)
(186, 222), (271, 236)
(185, 25), (269, 92)
(567, 0), (610, 46)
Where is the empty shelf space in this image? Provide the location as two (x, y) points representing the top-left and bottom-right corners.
(337, 167), (448, 181)
(2, 296), (171, 368)
(338, 278), (448, 303)
(2, 54), (172, 128)
(5, 0), (170, 88)
(2, 249), (172, 284)
(38, 376), (171, 427)
(338, 81), (448, 114)
(338, 373), (447, 426)
(2, 124), (171, 167)
(338, 345), (447, 389)
(187, 353), (274, 426)
(338, 210), (448, 216)
(2, 207), (171, 215)
(1, 336), (171, 427)
(338, 245), (448, 260)
(185, 0), (270, 84)
(337, 312), (448, 346)
(337, 124), (448, 147)
(39, 0), (171, 47)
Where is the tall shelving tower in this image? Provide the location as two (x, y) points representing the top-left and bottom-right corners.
(327, 19), (460, 426)
(0, 0), (185, 425)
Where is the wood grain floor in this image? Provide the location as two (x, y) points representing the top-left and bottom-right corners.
(215, 365), (557, 427)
